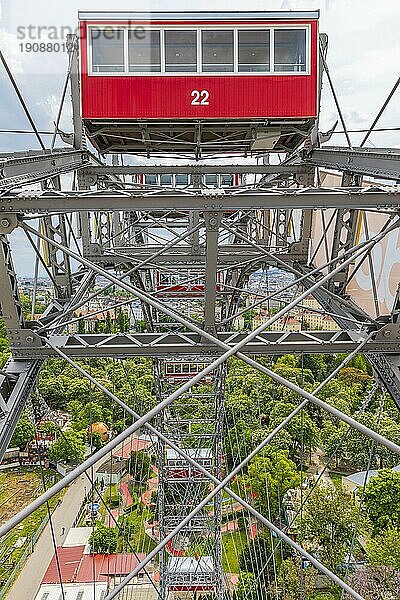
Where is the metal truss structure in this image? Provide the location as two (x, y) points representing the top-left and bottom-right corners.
(1, 35), (400, 600)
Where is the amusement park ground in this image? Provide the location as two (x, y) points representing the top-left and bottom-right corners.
(7, 468), (95, 600)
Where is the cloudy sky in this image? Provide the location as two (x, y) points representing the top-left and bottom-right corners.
(0, 0), (399, 274)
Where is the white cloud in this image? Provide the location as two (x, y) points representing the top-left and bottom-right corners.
(1, 0), (400, 272)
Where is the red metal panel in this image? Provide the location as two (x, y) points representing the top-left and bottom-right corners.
(80, 20), (318, 121)
(42, 546), (85, 583)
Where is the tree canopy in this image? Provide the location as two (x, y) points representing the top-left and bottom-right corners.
(364, 470), (400, 532)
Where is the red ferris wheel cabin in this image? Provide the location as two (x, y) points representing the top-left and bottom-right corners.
(78, 11), (320, 155)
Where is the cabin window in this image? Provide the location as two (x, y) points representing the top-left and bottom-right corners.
(204, 174), (218, 186)
(88, 25), (309, 75)
(160, 174), (173, 186)
(91, 29), (125, 73)
(274, 29), (306, 72)
(128, 29), (161, 72)
(176, 174), (189, 186)
(238, 30), (270, 72)
(221, 174), (234, 186)
(165, 30), (197, 72)
(202, 30), (234, 72)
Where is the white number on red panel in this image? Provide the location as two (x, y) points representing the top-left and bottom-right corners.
(191, 90), (209, 106)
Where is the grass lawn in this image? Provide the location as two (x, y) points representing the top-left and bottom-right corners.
(0, 468), (62, 590)
(329, 471), (344, 490)
(222, 529), (247, 573)
(118, 506), (156, 555)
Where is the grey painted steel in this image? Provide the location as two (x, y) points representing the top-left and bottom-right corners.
(0, 150), (89, 189)
(82, 164), (303, 176)
(303, 146), (400, 180)
(0, 360), (41, 459)
(17, 218), (400, 457)
(11, 329), (400, 358)
(204, 212), (220, 331)
(5, 187), (400, 212)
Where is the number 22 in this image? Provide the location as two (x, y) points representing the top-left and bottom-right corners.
(191, 89), (209, 106)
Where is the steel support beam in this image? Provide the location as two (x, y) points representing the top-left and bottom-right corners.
(204, 212), (220, 332)
(0, 359), (41, 459)
(81, 163), (303, 178)
(5, 187), (400, 212)
(10, 329), (400, 359)
(0, 150), (89, 189)
(302, 146), (400, 181)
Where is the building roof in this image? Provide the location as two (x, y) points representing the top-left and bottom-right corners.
(76, 553), (148, 583)
(43, 546), (147, 585)
(344, 464), (400, 487)
(36, 583), (107, 600)
(97, 458), (126, 475)
(114, 437), (151, 459)
(62, 528), (92, 550)
(42, 546), (85, 584)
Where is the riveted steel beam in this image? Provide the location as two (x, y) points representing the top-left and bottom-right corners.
(2, 187), (400, 213)
(9, 328), (400, 359)
(302, 146), (400, 181)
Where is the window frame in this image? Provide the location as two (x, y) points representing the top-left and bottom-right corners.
(128, 28), (162, 73)
(89, 27), (126, 74)
(164, 28), (198, 73)
(201, 28), (235, 74)
(237, 28), (271, 73)
(272, 27), (308, 73)
(87, 24), (311, 76)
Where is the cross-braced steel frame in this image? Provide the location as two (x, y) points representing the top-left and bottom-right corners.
(0, 29), (400, 600)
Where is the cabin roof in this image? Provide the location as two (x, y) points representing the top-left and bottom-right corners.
(79, 11), (319, 22)
(167, 556), (214, 573)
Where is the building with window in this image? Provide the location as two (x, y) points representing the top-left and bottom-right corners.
(35, 545), (153, 600)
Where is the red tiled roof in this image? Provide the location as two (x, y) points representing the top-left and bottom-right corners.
(43, 547), (147, 584)
(76, 553), (147, 582)
(42, 546), (85, 584)
(114, 438), (151, 459)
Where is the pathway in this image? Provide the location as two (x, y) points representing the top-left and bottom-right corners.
(7, 472), (88, 600)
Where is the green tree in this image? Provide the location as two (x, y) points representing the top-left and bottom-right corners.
(116, 309), (129, 332)
(278, 557), (317, 600)
(233, 572), (257, 600)
(10, 415), (35, 450)
(77, 316), (85, 334)
(239, 532), (280, 596)
(364, 470), (400, 532)
(269, 402), (319, 459)
(224, 420), (253, 468)
(240, 449), (300, 521)
(302, 485), (359, 571)
(48, 429), (86, 464)
(225, 391), (257, 427)
(129, 450), (152, 483)
(89, 524), (118, 553)
(105, 311), (112, 333)
(366, 528), (400, 569)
